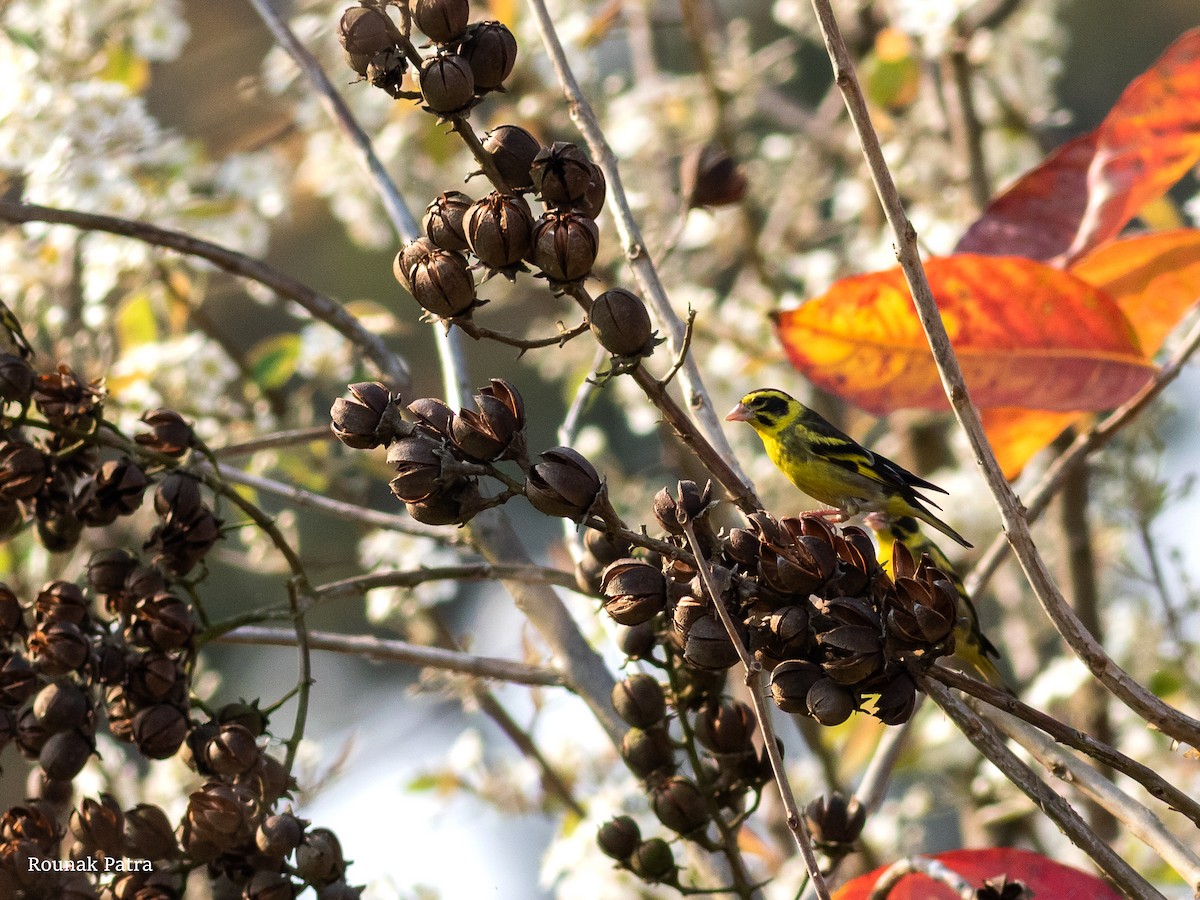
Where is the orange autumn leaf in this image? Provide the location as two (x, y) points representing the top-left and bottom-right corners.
(981, 229), (1200, 476)
(833, 848), (1123, 900)
(957, 29), (1200, 264)
(773, 255), (1155, 416)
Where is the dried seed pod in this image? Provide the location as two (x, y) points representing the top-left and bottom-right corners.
(590, 288), (654, 357)
(132, 705), (189, 759)
(154, 471), (203, 519)
(596, 816), (640, 861)
(74, 457), (148, 525)
(886, 575), (957, 649)
(39, 729), (94, 779)
(33, 365), (104, 425)
(124, 803), (178, 860)
(458, 20), (518, 89)
(481, 125), (541, 191)
(805, 792), (866, 850)
(629, 838), (676, 883)
(203, 723), (260, 776)
(600, 559), (666, 626)
(651, 776), (709, 836)
(528, 210), (599, 284)
(32, 681), (90, 733)
(449, 388), (523, 462)
(618, 621), (657, 660)
(407, 397), (454, 438)
(531, 142), (594, 206)
(330, 381), (404, 450)
(571, 161), (607, 218)
(338, 6), (397, 56)
(414, 0), (470, 43)
(394, 238), (477, 318)
(184, 781), (257, 852)
(135, 408), (194, 457)
(672, 594), (708, 636)
(146, 504), (223, 576)
(463, 191), (535, 274)
(680, 143), (747, 208)
(28, 621), (90, 676)
(34, 581), (87, 627)
(694, 699), (755, 756)
(611, 673), (666, 728)
(0, 583), (24, 640)
(0, 438), (47, 500)
(0, 353), (33, 408)
(69, 794), (125, 857)
(387, 433), (445, 502)
(683, 615), (741, 670)
(130, 592), (195, 651)
(806, 677), (855, 726)
(295, 827), (347, 887)
(873, 672), (917, 725)
(423, 191), (473, 251)
(403, 478), (482, 526)
(619, 726), (675, 778)
(525, 446), (602, 522)
(769, 659), (823, 714)
(257, 810), (308, 859)
(215, 699), (269, 737)
(418, 53), (474, 114)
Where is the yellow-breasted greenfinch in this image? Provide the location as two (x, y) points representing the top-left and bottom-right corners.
(726, 389), (970, 548)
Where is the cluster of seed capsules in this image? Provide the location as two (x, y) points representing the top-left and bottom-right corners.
(593, 481), (961, 731)
(340, 2), (663, 360)
(331, 378), (629, 531)
(0, 343), (362, 897)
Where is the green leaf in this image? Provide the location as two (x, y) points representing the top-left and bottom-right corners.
(247, 333), (301, 390)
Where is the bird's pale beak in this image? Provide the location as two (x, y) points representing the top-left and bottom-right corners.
(725, 402), (752, 422)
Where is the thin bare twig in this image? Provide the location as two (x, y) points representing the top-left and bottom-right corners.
(807, 0), (1200, 749)
(525, 0), (756, 499)
(217, 625), (566, 687)
(680, 521), (830, 899)
(312, 563), (579, 599)
(974, 699), (1200, 890)
(212, 426), (333, 458)
(0, 199), (411, 391)
(921, 678), (1164, 899)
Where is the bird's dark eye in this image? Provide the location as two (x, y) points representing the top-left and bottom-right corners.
(754, 395), (788, 420)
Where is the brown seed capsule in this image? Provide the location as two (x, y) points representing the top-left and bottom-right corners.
(130, 592), (195, 651)
(394, 237), (477, 318)
(530, 142), (594, 206)
(104, 687), (135, 744)
(418, 53), (475, 115)
(600, 559), (666, 626)
(404, 478), (483, 526)
(423, 191), (473, 252)
(33, 364), (104, 425)
(28, 620), (90, 676)
(414, 0), (469, 43)
(525, 446), (602, 522)
(0, 438), (46, 500)
(338, 6), (396, 56)
(619, 726), (675, 778)
(589, 288), (653, 356)
(330, 381), (403, 450)
(886, 575), (957, 648)
(135, 408), (194, 457)
(680, 143), (748, 208)
(184, 781), (257, 851)
(0, 648), (37, 707)
(683, 615), (740, 670)
(34, 580), (87, 627)
(459, 20), (518, 89)
(449, 390), (523, 462)
(124, 803), (178, 860)
(257, 810), (308, 859)
(652, 776), (709, 836)
(244, 870), (297, 900)
(694, 699), (755, 756)
(571, 161), (607, 219)
(596, 816), (640, 861)
(769, 659), (823, 714)
(203, 723), (260, 776)
(132, 704), (188, 759)
(629, 838), (676, 883)
(146, 505), (223, 576)
(618, 621), (657, 660)
(464, 191), (535, 273)
(0, 353), (33, 408)
(873, 672), (917, 725)
(33, 681), (90, 733)
(528, 210), (599, 284)
(806, 677), (855, 726)
(69, 795), (125, 857)
(611, 673), (666, 728)
(481, 125), (541, 192)
(39, 729), (95, 779)
(0, 583), (24, 640)
(75, 457), (148, 525)
(805, 792), (866, 849)
(387, 433), (445, 502)
(295, 827), (346, 886)
(126, 651), (184, 704)
(407, 397), (454, 438)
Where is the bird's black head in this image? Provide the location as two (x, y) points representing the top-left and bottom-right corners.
(726, 389), (796, 429)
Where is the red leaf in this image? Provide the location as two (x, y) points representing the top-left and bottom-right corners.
(957, 29), (1200, 265)
(773, 255), (1155, 415)
(832, 848), (1124, 899)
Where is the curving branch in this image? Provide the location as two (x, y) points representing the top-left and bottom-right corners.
(806, 0), (1200, 750)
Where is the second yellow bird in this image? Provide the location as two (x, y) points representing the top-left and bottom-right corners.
(726, 388), (971, 548)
